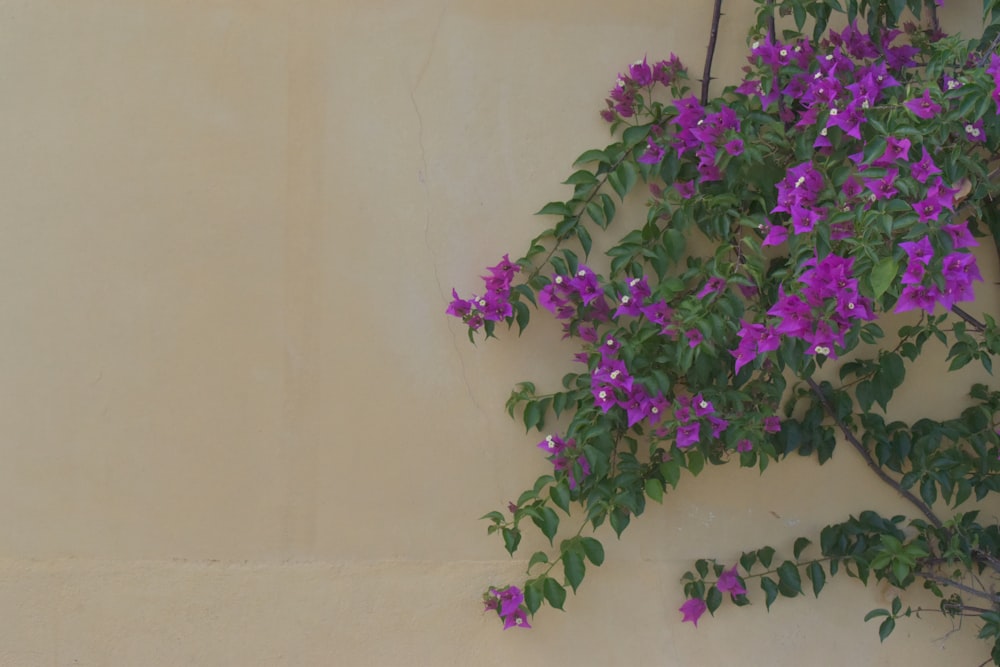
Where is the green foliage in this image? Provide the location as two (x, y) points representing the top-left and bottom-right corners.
(464, 0), (1000, 662)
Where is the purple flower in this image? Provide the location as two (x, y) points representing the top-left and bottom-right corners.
(488, 585), (531, 630)
(912, 196), (942, 223)
(723, 138), (744, 156)
(503, 608), (531, 629)
(942, 222), (978, 249)
(570, 266), (604, 305)
(761, 222), (789, 246)
(905, 88), (941, 119)
(737, 439), (753, 453)
(717, 565), (747, 596)
(763, 416), (781, 433)
(696, 277), (727, 299)
(685, 329), (704, 348)
(863, 169), (899, 200)
(910, 147), (941, 184)
(638, 137), (666, 164)
(895, 284), (940, 313)
(675, 180), (696, 199)
(486, 254), (520, 283)
(901, 237), (934, 264)
(965, 120), (986, 143)
(873, 136), (911, 167)
(679, 597), (707, 626)
(676, 422), (701, 449)
(628, 57), (653, 86)
(446, 289), (473, 318)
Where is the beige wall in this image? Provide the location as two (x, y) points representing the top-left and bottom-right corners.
(0, 0), (996, 664)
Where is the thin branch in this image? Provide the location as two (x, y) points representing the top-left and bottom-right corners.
(805, 377), (943, 529)
(701, 0), (724, 106)
(951, 305), (988, 333)
(973, 549), (1000, 575)
(915, 570), (1000, 604)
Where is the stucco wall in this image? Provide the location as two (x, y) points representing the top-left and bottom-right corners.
(0, 0), (996, 665)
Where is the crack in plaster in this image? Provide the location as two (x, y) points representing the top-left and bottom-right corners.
(409, 4), (484, 415)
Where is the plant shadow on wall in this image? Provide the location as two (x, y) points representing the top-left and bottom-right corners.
(447, 0), (1000, 662)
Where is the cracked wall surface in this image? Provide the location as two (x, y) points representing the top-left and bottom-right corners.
(0, 0), (997, 665)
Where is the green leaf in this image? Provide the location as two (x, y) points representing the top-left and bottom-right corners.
(777, 560), (803, 596)
(543, 577), (567, 610)
(524, 578), (544, 614)
(608, 171), (626, 200)
(870, 257), (898, 299)
(573, 149), (607, 166)
(879, 617), (896, 642)
(865, 608), (890, 622)
(761, 576), (779, 609)
(609, 507), (631, 537)
(623, 124), (652, 146)
(563, 170), (598, 185)
(563, 550), (586, 592)
(536, 201), (574, 217)
(660, 458), (681, 489)
(706, 585), (723, 613)
(645, 478), (664, 503)
(522, 401), (543, 432)
(581, 537), (605, 566)
(528, 550), (549, 570)
(577, 224), (593, 257)
(532, 506), (560, 545)
(550, 482), (571, 513)
(686, 451), (705, 477)
(758, 546), (776, 568)
(794, 537), (812, 560)
(807, 561), (826, 597)
(585, 201), (605, 229)
(502, 527), (521, 555)
(920, 476), (938, 506)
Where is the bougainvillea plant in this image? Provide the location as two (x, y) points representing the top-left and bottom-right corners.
(448, 0), (1000, 661)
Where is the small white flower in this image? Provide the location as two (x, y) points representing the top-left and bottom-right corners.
(752, 40), (760, 50)
(555, 276), (563, 284)
(815, 346), (831, 356)
(651, 406), (659, 414)
(779, 48), (788, 57)
(829, 108), (838, 116)
(577, 270), (587, 277)
(795, 176), (806, 188)
(621, 295), (630, 304)
(861, 100), (869, 109)
(699, 400), (709, 409)
(820, 128), (828, 136)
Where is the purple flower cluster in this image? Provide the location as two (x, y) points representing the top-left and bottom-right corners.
(740, 24), (910, 139)
(987, 54), (1000, 112)
(446, 254), (520, 330)
(537, 434), (591, 489)
(896, 225), (983, 313)
(733, 254), (874, 372)
(589, 338), (670, 429)
(601, 55), (685, 122)
(679, 564), (746, 627)
(484, 585), (531, 629)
